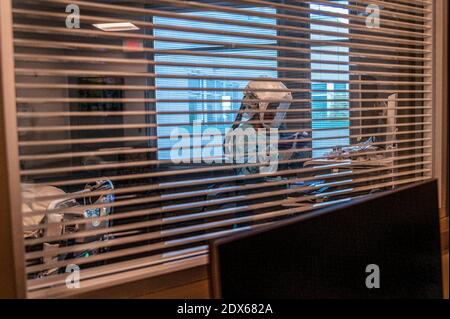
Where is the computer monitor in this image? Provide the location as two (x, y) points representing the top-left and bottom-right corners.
(209, 179), (443, 299)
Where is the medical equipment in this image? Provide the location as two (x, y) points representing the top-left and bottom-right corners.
(22, 180), (115, 278)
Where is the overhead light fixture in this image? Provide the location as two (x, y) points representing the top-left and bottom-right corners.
(93, 22), (140, 32)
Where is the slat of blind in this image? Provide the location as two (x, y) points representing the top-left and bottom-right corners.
(14, 38), (430, 63)
(351, 0), (431, 12)
(13, 49), (430, 68)
(17, 122), (429, 139)
(14, 53), (432, 77)
(25, 0), (430, 36)
(15, 68), (431, 85)
(12, 8), (431, 47)
(17, 115), (431, 135)
(227, 0), (430, 25)
(304, 0), (430, 18)
(13, 23), (430, 55)
(311, 0), (431, 15)
(18, 123), (430, 149)
(17, 137), (430, 161)
(14, 53), (429, 71)
(16, 107), (432, 119)
(15, 82), (432, 94)
(19, 131), (429, 161)
(16, 97), (430, 104)
(19, 133), (430, 155)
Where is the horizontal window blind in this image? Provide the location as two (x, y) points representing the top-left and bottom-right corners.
(10, 0), (433, 297)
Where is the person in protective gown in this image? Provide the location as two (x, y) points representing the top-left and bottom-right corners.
(224, 80), (309, 178)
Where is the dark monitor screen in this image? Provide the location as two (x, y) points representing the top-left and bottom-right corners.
(209, 180), (443, 299)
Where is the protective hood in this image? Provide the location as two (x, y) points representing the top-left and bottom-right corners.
(240, 80), (293, 129)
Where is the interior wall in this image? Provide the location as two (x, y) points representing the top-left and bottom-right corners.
(434, 0), (448, 215)
(0, 0), (26, 298)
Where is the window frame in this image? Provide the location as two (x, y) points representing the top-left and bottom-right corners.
(0, 0), (444, 299)
(150, 5), (281, 165)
